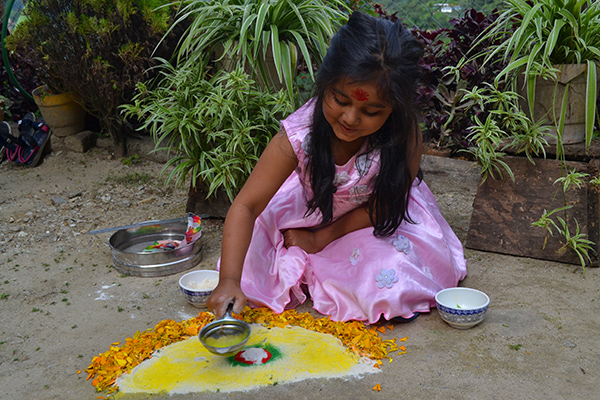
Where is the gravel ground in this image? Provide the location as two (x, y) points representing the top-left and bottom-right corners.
(1, 137), (599, 400)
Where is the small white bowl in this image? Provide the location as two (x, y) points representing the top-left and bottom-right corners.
(179, 270), (219, 308)
(435, 287), (490, 329)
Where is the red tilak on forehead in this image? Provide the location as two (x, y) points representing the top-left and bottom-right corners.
(351, 88), (369, 101)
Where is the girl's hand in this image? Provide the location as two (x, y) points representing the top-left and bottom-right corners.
(206, 278), (247, 318)
(282, 228), (324, 254)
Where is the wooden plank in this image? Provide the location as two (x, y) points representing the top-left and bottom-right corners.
(466, 156), (599, 266)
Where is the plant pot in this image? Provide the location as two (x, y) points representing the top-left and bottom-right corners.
(517, 64), (589, 145)
(466, 156), (599, 266)
(32, 85), (86, 138)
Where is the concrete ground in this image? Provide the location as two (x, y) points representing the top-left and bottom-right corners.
(0, 135), (598, 400)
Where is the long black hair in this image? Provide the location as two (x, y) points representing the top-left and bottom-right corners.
(306, 11), (423, 237)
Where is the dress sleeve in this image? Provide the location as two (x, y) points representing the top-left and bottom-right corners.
(280, 98), (315, 165)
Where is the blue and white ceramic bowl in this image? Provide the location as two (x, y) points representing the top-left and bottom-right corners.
(435, 287), (490, 329)
(179, 270), (219, 308)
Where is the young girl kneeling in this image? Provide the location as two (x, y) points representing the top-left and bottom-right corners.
(207, 11), (467, 324)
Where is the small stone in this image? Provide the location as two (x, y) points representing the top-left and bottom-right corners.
(52, 197), (68, 205)
(35, 233), (52, 241)
(64, 130), (97, 153)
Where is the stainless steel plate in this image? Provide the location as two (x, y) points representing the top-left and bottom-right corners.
(109, 220), (203, 277)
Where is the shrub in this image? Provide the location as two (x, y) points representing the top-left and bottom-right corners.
(412, 8), (510, 153)
(373, 5), (510, 153)
(5, 0), (180, 150)
(122, 65), (294, 203)
(165, 0), (348, 108)
(1, 14), (42, 121)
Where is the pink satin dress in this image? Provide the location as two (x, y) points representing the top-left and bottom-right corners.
(220, 100), (467, 324)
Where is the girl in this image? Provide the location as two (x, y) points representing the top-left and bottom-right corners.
(207, 12), (467, 323)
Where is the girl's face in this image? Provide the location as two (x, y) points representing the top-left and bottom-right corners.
(323, 78), (393, 145)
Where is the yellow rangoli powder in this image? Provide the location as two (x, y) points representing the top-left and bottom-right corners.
(114, 324), (378, 395)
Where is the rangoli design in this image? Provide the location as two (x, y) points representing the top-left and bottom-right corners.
(84, 307), (407, 396)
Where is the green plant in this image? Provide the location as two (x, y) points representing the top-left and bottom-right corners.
(478, 0), (600, 149)
(1, 0), (42, 120)
(531, 167), (595, 271)
(457, 1), (600, 269)
(5, 0), (180, 149)
(162, 0), (348, 107)
(454, 82), (550, 181)
(121, 154), (141, 166)
(461, 82), (596, 269)
(122, 65), (293, 201)
(464, 114), (514, 183)
(408, 8), (510, 153)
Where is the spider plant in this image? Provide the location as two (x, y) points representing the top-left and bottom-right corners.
(122, 64), (293, 202)
(458, 82), (550, 181)
(160, 0), (349, 106)
(476, 0), (600, 150)
(515, 156), (595, 271)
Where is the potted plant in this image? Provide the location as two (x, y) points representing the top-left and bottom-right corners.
(164, 0), (349, 107)
(30, 84), (86, 137)
(477, 0), (600, 150)
(456, 0), (600, 271)
(5, 0), (180, 151)
(122, 66), (294, 216)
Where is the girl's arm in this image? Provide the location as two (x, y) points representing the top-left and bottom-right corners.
(207, 129), (298, 317)
(284, 126), (424, 253)
(283, 205), (371, 253)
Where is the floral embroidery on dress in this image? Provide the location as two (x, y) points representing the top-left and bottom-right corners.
(355, 153), (372, 176)
(376, 268), (399, 289)
(349, 185), (370, 205)
(422, 266), (433, 279)
(393, 235), (411, 254)
(333, 171), (350, 187)
(349, 248), (361, 265)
